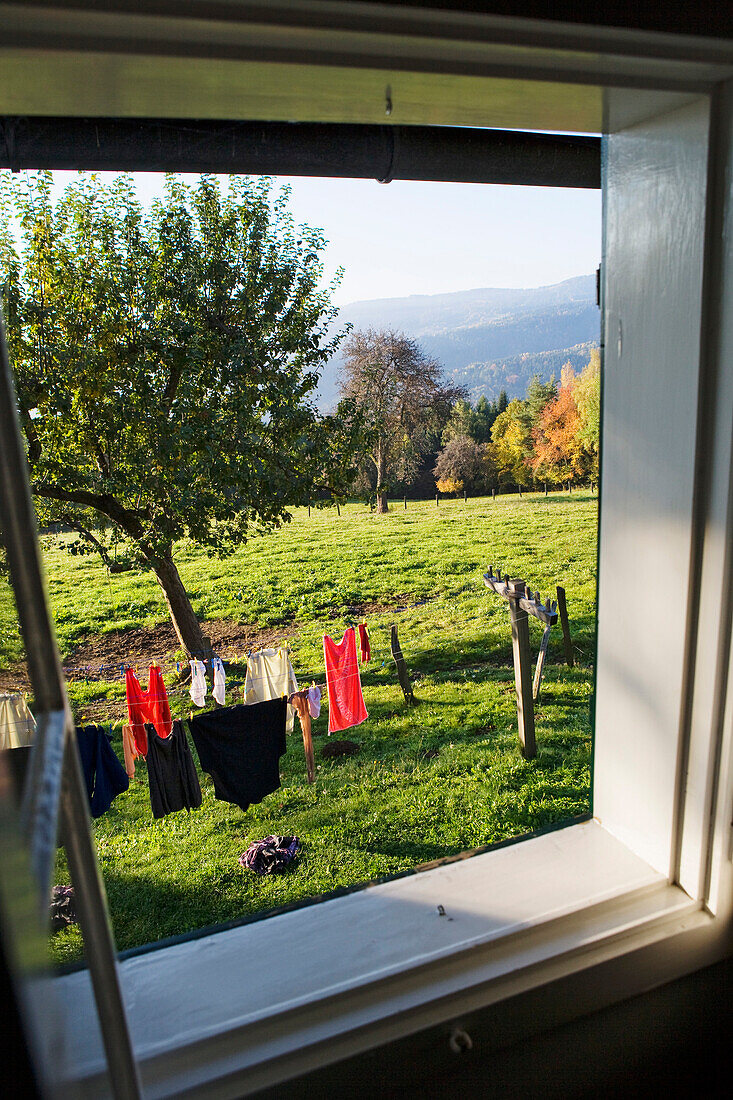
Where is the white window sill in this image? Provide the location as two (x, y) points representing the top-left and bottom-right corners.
(54, 820), (707, 1098)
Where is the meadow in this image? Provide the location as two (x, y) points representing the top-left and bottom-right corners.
(1, 492), (598, 965)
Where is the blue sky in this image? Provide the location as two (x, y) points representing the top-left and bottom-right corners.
(51, 172), (601, 307)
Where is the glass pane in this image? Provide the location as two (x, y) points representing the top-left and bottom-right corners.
(0, 169), (600, 965)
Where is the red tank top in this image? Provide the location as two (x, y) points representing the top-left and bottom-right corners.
(323, 626), (368, 734)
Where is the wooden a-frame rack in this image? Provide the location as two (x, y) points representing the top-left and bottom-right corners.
(483, 566), (573, 760)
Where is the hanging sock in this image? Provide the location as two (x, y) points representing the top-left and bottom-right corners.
(212, 657), (226, 706)
(323, 626), (368, 734)
(358, 623), (371, 664)
(189, 659), (207, 708)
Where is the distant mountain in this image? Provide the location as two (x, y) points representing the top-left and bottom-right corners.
(318, 274), (599, 409)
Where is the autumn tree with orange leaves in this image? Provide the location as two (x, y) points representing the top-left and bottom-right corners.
(530, 363), (594, 486)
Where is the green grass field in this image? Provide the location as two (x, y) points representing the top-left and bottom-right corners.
(1, 492), (598, 965)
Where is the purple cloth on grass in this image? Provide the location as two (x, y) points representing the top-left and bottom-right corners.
(239, 835), (300, 875)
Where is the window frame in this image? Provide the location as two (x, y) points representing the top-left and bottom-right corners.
(1, 6), (732, 1097)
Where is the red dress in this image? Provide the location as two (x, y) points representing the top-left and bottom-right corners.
(323, 626), (368, 734)
(125, 665), (172, 756)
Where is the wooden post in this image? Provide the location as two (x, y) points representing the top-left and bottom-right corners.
(556, 585), (574, 667)
(308, 502), (311, 517)
(533, 622), (552, 702)
(390, 625), (416, 705)
(506, 580), (536, 759)
(463, 490), (467, 503)
(435, 493), (439, 506)
(492, 488), (496, 501)
(404, 496), (407, 509)
(336, 502), (341, 517)
(299, 707), (316, 784)
(544, 483), (548, 496)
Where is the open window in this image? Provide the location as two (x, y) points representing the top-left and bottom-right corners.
(0, 6), (732, 1098)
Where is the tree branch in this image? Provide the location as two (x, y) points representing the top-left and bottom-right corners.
(33, 483), (146, 542)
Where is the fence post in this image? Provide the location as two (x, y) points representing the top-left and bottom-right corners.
(404, 496), (407, 510)
(390, 625), (416, 705)
(506, 580), (536, 759)
(436, 493), (439, 507)
(556, 585), (574, 667)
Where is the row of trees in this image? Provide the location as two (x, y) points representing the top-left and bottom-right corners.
(337, 329), (599, 507)
(435, 356), (600, 495)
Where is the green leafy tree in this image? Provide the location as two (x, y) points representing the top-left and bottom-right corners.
(489, 399), (533, 489)
(526, 373), (558, 422)
(441, 398), (476, 445)
(573, 348), (601, 479)
(472, 394), (498, 444)
(0, 171), (349, 655)
(339, 328), (463, 513)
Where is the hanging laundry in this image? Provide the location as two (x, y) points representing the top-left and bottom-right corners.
(122, 723), (141, 780)
(307, 683), (321, 720)
(244, 648), (298, 732)
(125, 665), (172, 756)
(75, 726), (129, 818)
(239, 835), (300, 875)
(323, 627), (368, 735)
(188, 699), (287, 812)
(189, 659), (207, 708)
(0, 692), (35, 750)
(289, 690), (316, 783)
(358, 623), (371, 664)
(145, 720), (202, 820)
(212, 657), (226, 706)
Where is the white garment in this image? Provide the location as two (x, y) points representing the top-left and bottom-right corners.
(212, 657), (226, 706)
(0, 692), (35, 750)
(189, 659), (207, 708)
(307, 685), (321, 720)
(244, 648), (298, 733)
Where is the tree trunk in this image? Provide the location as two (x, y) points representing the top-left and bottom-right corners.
(150, 548), (207, 657)
(375, 447), (389, 514)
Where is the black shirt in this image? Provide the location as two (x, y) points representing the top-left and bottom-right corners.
(146, 720), (202, 820)
(188, 699), (287, 812)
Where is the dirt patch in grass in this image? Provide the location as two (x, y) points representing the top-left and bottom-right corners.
(63, 619), (299, 680)
(339, 596), (419, 618)
(1, 594), (428, 692)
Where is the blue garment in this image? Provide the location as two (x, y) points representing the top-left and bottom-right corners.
(75, 726), (129, 818)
